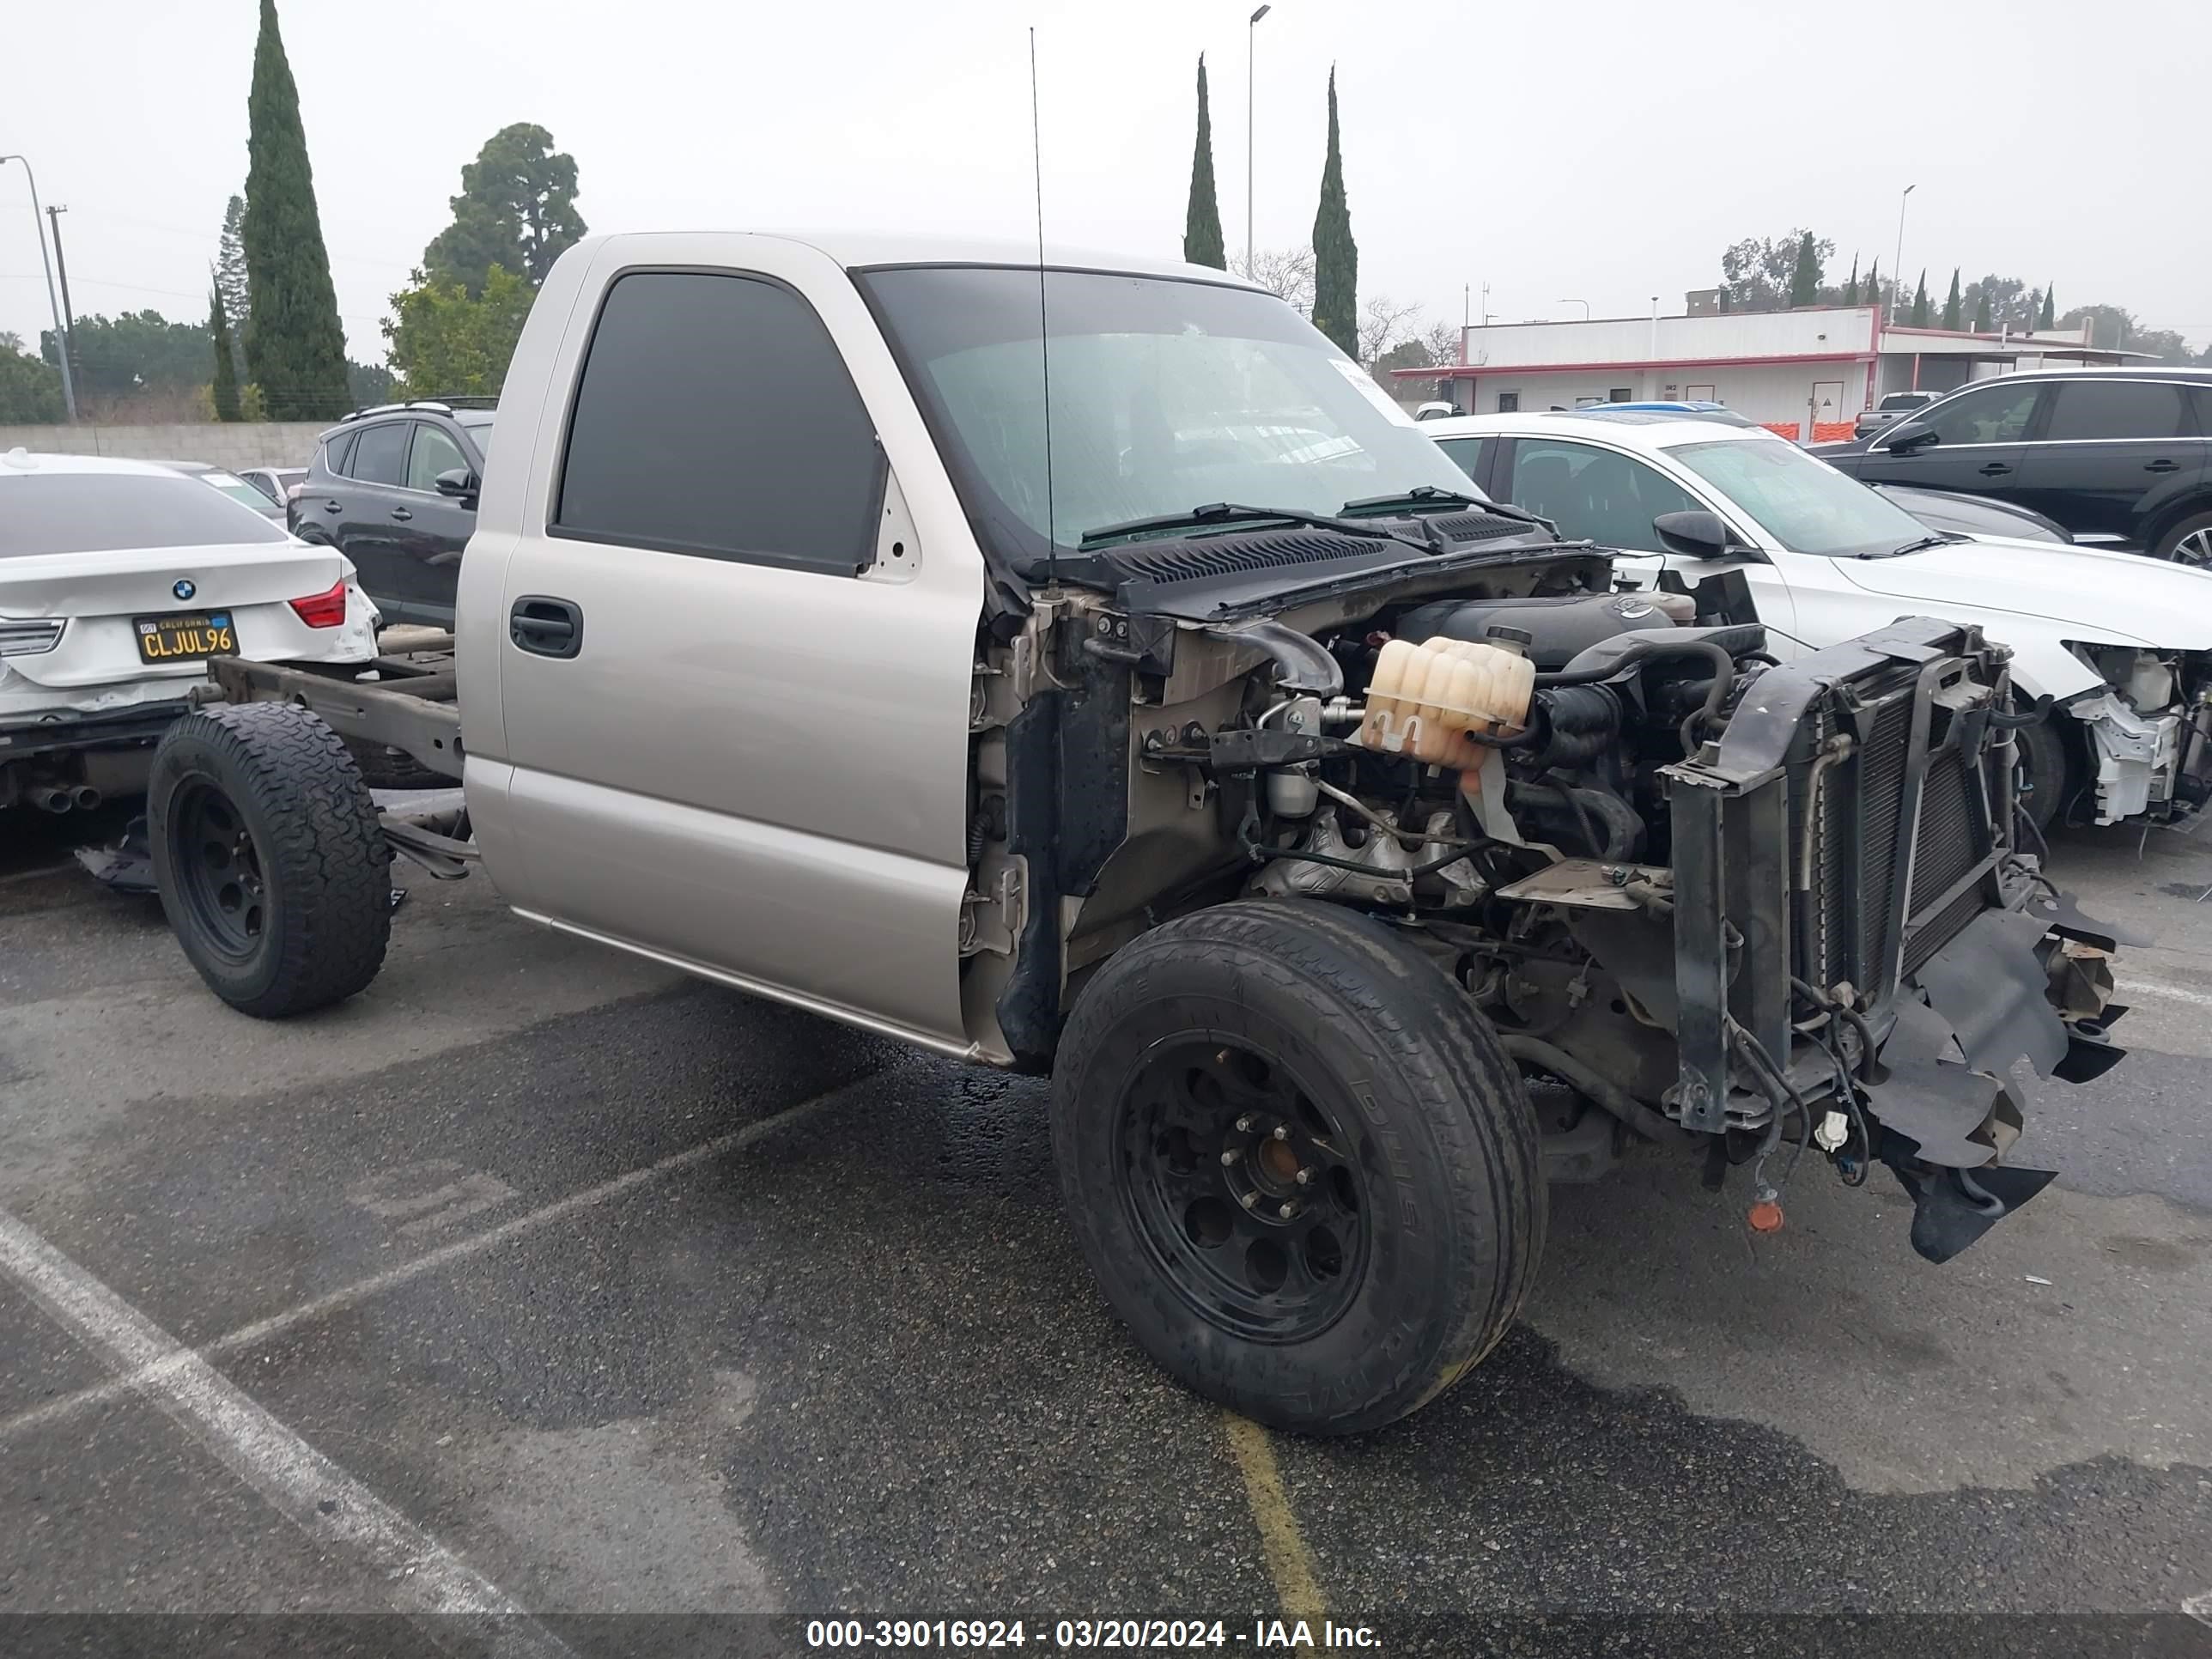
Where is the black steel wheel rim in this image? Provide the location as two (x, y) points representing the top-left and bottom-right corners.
(1115, 1035), (1371, 1343)
(170, 778), (270, 963)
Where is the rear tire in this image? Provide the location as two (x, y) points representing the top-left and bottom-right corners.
(149, 703), (392, 1017)
(2151, 510), (2212, 567)
(1050, 899), (1545, 1435)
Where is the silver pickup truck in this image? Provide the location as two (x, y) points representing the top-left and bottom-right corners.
(145, 232), (2129, 1435)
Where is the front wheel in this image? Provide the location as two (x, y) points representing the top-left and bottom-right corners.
(1050, 900), (1546, 1435)
(149, 702), (392, 1017)
(2014, 711), (2073, 836)
(2152, 510), (2212, 568)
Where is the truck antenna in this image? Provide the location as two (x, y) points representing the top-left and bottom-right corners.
(1030, 27), (1057, 585)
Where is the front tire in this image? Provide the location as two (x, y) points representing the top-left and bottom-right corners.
(149, 703), (392, 1017)
(1050, 900), (1545, 1435)
(2014, 711), (2073, 835)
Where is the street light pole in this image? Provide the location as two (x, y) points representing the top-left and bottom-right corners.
(0, 155), (76, 422)
(1246, 3), (1269, 278)
(45, 204), (77, 397)
(1890, 183), (1916, 325)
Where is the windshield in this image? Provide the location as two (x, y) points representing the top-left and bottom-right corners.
(1668, 437), (1933, 558)
(0, 473), (290, 556)
(860, 266), (1474, 559)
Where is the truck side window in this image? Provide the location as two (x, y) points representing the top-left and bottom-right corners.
(552, 270), (882, 574)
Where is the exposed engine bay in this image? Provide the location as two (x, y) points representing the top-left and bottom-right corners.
(969, 516), (2132, 1262)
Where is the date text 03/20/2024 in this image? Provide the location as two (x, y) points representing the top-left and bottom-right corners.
(805, 1620), (1382, 1650)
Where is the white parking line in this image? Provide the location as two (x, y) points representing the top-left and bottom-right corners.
(0, 1201), (573, 1657)
(0, 1084), (848, 1443)
(2116, 978), (2212, 1010)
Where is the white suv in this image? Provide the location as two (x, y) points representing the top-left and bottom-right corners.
(0, 450), (380, 813)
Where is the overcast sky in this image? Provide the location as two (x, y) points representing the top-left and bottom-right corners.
(3, 0), (2207, 368)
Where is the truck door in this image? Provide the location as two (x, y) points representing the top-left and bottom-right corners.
(484, 250), (984, 1051)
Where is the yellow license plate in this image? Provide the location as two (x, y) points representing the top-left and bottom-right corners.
(134, 611), (238, 665)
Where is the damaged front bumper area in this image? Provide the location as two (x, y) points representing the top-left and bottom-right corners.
(1662, 617), (2132, 1262)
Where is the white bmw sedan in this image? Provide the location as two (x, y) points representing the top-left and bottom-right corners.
(0, 449), (379, 813)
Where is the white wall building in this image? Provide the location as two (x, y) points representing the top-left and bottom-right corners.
(1394, 305), (2142, 438)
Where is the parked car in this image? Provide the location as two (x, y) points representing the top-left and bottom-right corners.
(155, 459), (288, 523)
(1853, 389), (1942, 440)
(1818, 368), (2212, 562)
(141, 232), (2119, 1437)
(236, 465), (307, 509)
(289, 399), (495, 626)
(1870, 483), (2071, 544)
(1425, 410), (2212, 828)
(0, 450), (379, 813)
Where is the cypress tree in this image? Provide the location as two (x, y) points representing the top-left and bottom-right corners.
(210, 283), (242, 422)
(1842, 254), (1859, 307)
(1972, 287), (1992, 331)
(1183, 58), (1226, 270)
(2039, 285), (2056, 330)
(1863, 259), (1879, 319)
(1786, 231), (1820, 308)
(241, 0), (351, 419)
(1909, 270), (1929, 328)
(1310, 69), (1358, 358)
(1941, 268), (1962, 331)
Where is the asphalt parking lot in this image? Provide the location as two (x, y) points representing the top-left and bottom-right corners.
(2, 805), (2210, 1657)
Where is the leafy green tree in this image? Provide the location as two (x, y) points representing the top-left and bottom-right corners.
(42, 311), (211, 397)
(383, 264), (536, 397)
(1909, 270), (1929, 328)
(1309, 70), (1358, 359)
(1941, 269), (1961, 331)
(1722, 228), (1832, 313)
(423, 123), (586, 295)
(0, 331), (64, 422)
(1182, 58), (1225, 270)
(1972, 287), (1992, 331)
(241, 0), (352, 418)
(216, 193), (250, 378)
(348, 359), (396, 406)
(1786, 230), (1821, 307)
(210, 286), (242, 422)
(1841, 254), (1859, 307)
(1960, 275), (2034, 332)
(2039, 285), (2055, 330)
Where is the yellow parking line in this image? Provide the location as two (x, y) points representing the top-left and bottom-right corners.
(1224, 1413), (1328, 1638)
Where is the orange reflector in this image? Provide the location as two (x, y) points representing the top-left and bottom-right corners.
(1747, 1200), (1785, 1233)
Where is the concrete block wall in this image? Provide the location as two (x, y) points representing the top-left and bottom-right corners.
(0, 422), (327, 469)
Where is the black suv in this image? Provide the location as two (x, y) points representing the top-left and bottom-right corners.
(289, 399), (495, 625)
(1820, 368), (2212, 563)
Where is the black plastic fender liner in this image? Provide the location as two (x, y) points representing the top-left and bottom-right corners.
(1879, 1139), (2058, 1264)
(1914, 907), (2071, 1079)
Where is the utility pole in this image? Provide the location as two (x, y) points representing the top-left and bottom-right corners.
(0, 155), (76, 421)
(45, 204), (76, 398)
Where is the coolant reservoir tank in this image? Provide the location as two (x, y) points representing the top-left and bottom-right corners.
(1358, 637), (1534, 767)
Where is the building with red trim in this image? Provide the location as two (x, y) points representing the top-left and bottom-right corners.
(1390, 303), (2144, 436)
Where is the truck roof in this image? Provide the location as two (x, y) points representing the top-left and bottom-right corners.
(584, 228), (1266, 288)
